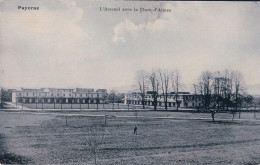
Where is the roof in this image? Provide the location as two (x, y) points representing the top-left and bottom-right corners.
(96, 89), (107, 93)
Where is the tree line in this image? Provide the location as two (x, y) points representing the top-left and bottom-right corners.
(134, 69), (254, 113)
(134, 68), (183, 111)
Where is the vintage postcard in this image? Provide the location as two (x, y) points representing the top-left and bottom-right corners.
(0, 0), (259, 164)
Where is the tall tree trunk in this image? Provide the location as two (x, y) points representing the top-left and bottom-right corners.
(211, 111), (215, 122)
(176, 95), (179, 111)
(153, 97), (157, 111)
(165, 94), (168, 111)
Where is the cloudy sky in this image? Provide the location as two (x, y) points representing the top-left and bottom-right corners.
(0, 0), (259, 93)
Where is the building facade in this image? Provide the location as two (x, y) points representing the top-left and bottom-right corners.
(12, 88), (108, 104)
(125, 92), (203, 108)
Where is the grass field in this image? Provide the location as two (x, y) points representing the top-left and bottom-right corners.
(0, 111), (259, 164)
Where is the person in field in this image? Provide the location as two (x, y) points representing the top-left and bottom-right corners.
(134, 125), (137, 135)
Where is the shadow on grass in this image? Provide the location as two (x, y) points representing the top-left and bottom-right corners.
(100, 139), (260, 151)
(0, 134), (32, 164)
(203, 120), (260, 126)
(204, 120), (240, 125)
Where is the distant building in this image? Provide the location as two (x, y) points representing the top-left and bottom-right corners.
(125, 91), (203, 108)
(11, 88), (108, 104)
(96, 89), (107, 93)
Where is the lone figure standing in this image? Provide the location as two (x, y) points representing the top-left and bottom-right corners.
(134, 125), (137, 135)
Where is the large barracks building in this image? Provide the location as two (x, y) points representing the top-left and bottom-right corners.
(11, 88), (108, 104)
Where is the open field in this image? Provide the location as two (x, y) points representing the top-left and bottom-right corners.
(0, 111), (259, 164)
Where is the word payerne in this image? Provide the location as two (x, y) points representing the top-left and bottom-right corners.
(18, 6), (39, 11)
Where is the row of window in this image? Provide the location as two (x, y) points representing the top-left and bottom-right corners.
(131, 95), (184, 99)
(17, 93), (103, 97)
(49, 89), (73, 92)
(183, 96), (202, 101)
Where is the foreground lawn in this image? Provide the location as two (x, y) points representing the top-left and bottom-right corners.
(0, 111), (259, 164)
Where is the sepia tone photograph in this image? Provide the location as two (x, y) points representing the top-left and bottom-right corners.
(0, 0), (260, 164)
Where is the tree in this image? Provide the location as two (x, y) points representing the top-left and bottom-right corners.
(81, 127), (104, 165)
(158, 69), (170, 110)
(109, 90), (117, 110)
(0, 89), (12, 109)
(149, 70), (160, 111)
(197, 71), (215, 121)
(96, 96), (100, 110)
(221, 70), (234, 111)
(135, 70), (149, 109)
(198, 71), (213, 110)
(233, 71), (243, 111)
(242, 94), (254, 108)
(196, 69), (251, 121)
(192, 82), (200, 109)
(101, 95), (107, 109)
(212, 71), (221, 110)
(171, 70), (182, 110)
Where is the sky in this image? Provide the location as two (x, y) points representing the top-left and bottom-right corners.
(0, 0), (260, 93)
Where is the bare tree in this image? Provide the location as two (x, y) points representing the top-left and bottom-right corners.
(197, 71), (215, 121)
(198, 71), (213, 110)
(158, 69), (170, 110)
(81, 127), (105, 165)
(171, 70), (182, 110)
(149, 69), (160, 111)
(96, 96), (99, 110)
(135, 70), (149, 109)
(233, 71), (243, 111)
(87, 97), (90, 109)
(101, 95), (107, 109)
(109, 90), (117, 110)
(193, 82), (199, 109)
(222, 70), (234, 111)
(196, 69), (251, 121)
(0, 89), (12, 109)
